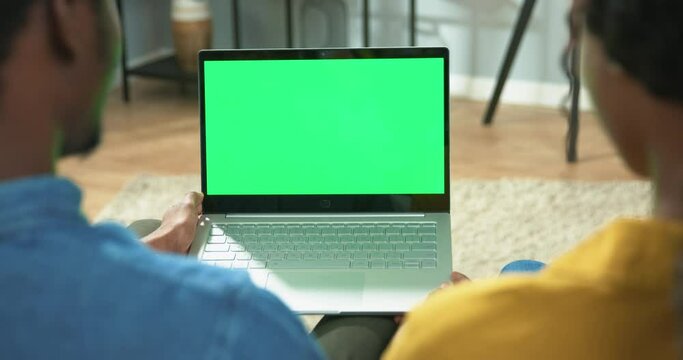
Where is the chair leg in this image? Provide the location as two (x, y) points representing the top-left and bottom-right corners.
(566, 47), (581, 163)
(116, 0), (130, 102)
(363, 0), (370, 47)
(233, 0), (241, 49)
(409, 0), (416, 46)
(482, 0), (537, 126)
(286, 0), (294, 48)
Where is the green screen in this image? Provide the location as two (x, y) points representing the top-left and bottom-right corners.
(204, 57), (445, 195)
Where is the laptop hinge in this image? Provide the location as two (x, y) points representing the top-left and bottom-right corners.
(225, 213), (426, 219)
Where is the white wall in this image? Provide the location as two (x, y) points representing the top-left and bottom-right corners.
(119, 0), (583, 108)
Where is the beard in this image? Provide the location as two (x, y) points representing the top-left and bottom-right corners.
(60, 1), (117, 159)
(59, 113), (102, 158)
(60, 127), (101, 157)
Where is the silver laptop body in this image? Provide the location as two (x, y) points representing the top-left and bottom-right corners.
(190, 47), (452, 314)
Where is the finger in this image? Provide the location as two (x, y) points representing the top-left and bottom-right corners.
(184, 192), (204, 207)
(451, 271), (470, 283)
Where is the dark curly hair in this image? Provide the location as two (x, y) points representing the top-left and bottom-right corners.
(0, 2), (39, 66)
(0, 1), (103, 67)
(585, 0), (683, 102)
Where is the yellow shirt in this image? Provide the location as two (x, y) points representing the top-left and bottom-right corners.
(383, 219), (683, 359)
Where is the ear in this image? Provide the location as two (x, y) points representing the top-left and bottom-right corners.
(46, 0), (88, 63)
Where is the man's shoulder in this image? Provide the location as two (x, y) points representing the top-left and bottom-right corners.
(90, 222), (262, 304)
(2, 221), (321, 359)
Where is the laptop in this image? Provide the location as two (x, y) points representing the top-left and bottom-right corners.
(190, 47), (452, 314)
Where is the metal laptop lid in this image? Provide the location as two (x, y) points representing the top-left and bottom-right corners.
(198, 47), (450, 214)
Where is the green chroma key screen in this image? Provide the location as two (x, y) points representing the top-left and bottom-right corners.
(203, 57), (445, 195)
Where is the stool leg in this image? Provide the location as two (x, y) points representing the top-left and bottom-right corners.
(363, 0), (370, 47)
(116, 0), (130, 102)
(409, 0), (416, 46)
(566, 47), (581, 163)
(286, 0), (294, 48)
(233, 0), (241, 49)
(482, 0), (537, 126)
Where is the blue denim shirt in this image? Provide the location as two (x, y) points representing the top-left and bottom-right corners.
(0, 176), (324, 360)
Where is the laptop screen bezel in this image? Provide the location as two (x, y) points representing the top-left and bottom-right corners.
(198, 47), (450, 214)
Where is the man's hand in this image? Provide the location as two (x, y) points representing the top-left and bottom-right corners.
(143, 192), (204, 254)
(394, 271), (470, 324)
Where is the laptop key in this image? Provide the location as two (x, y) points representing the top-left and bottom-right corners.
(369, 228), (384, 235)
(352, 252), (369, 260)
(245, 244), (262, 252)
(270, 252), (285, 260)
(208, 236), (226, 244)
(356, 235), (371, 243)
(371, 235), (388, 243)
(236, 252), (252, 260)
(233, 260), (249, 269)
(337, 228), (353, 236)
(321, 228), (336, 235)
(211, 227), (224, 236)
(249, 261), (266, 269)
(202, 252), (235, 261)
(387, 260), (403, 269)
(378, 243), (393, 251)
(310, 244), (327, 251)
(386, 252), (402, 260)
(204, 244), (230, 252)
(421, 260), (437, 269)
(402, 227), (417, 235)
(287, 252), (302, 260)
(230, 244), (245, 252)
(370, 252), (385, 259)
(412, 243), (437, 251)
(288, 227), (304, 236)
(304, 253), (318, 261)
(296, 244), (311, 251)
(351, 260), (369, 269)
(252, 252), (269, 261)
(279, 244), (295, 251)
(290, 236), (307, 244)
(336, 252), (352, 260)
(354, 228), (369, 235)
(405, 235), (421, 243)
(418, 226), (437, 235)
(213, 260), (233, 269)
(404, 260), (421, 269)
(328, 244), (344, 251)
(403, 251), (437, 260)
(395, 244), (410, 252)
(307, 235), (323, 244)
(421, 235), (437, 243)
(319, 253), (335, 260)
(267, 260), (350, 269)
(389, 236), (404, 244)
(261, 244), (278, 252)
(322, 235), (338, 243)
(346, 244), (362, 251)
(370, 260), (386, 269)
(339, 235), (354, 243)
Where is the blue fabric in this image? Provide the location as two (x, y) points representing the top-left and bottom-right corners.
(0, 176), (324, 360)
(500, 260), (546, 274)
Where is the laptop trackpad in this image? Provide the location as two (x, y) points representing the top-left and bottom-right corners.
(266, 272), (365, 312)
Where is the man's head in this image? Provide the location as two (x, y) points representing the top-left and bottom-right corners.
(575, 0), (683, 176)
(0, 0), (119, 172)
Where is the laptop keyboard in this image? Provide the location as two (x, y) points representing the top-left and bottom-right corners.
(201, 222), (438, 270)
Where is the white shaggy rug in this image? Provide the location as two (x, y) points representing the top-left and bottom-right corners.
(96, 175), (652, 280)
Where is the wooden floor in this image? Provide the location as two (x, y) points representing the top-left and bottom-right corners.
(58, 80), (639, 219)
